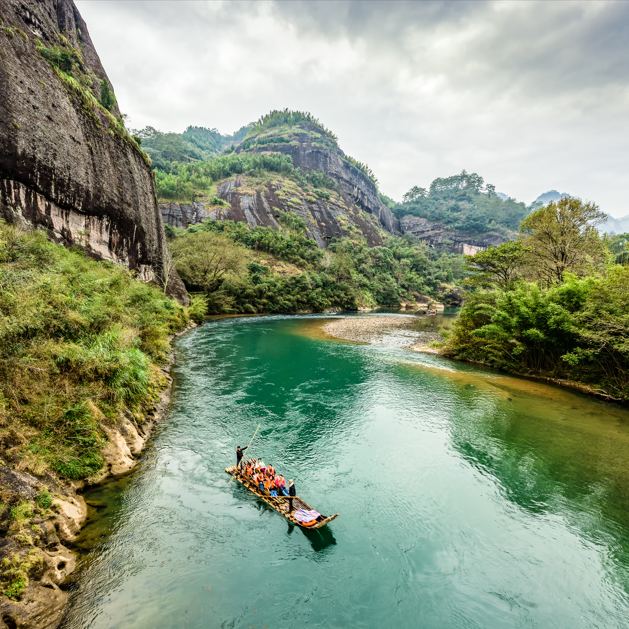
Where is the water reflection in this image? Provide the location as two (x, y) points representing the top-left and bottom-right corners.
(299, 526), (337, 552)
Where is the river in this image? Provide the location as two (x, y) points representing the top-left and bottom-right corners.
(61, 314), (629, 628)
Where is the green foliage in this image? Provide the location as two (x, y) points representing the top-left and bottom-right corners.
(292, 168), (337, 191)
(379, 192), (396, 209)
(155, 153), (294, 201)
(188, 294), (209, 324)
(134, 125), (251, 172)
(442, 268), (629, 399)
(35, 490), (52, 510)
(0, 221), (189, 480)
(444, 197), (628, 398)
(465, 240), (528, 288)
(37, 44), (81, 74)
(99, 78), (116, 111)
(520, 197), (607, 284)
(607, 232), (629, 265)
(169, 220), (468, 314)
(1, 551), (43, 600)
(248, 109), (338, 144)
(394, 170), (529, 235)
(276, 211), (307, 234)
(197, 220), (322, 267)
(170, 232), (250, 293)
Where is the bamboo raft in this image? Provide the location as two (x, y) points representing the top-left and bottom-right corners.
(225, 458), (339, 530)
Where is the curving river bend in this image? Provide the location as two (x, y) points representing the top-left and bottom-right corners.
(62, 314), (629, 628)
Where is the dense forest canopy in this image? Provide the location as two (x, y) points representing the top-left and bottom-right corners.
(394, 170), (531, 236)
(166, 220), (467, 314)
(133, 124), (251, 172)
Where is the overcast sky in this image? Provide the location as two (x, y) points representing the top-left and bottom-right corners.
(76, 0), (629, 216)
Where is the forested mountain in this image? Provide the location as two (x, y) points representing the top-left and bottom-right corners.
(393, 171), (531, 237)
(156, 109), (397, 247)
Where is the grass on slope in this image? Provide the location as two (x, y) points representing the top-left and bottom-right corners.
(0, 222), (191, 481)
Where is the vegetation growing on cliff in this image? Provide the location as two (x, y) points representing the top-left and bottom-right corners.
(395, 170), (530, 236)
(168, 219), (467, 314)
(150, 109), (380, 195)
(154, 151), (340, 202)
(0, 221), (191, 482)
(136, 125), (251, 172)
(442, 198), (629, 400)
(155, 153), (295, 201)
(248, 109), (339, 144)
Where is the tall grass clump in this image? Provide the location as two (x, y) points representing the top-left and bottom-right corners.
(0, 221), (189, 480)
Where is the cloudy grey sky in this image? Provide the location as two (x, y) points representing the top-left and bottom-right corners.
(76, 0), (629, 215)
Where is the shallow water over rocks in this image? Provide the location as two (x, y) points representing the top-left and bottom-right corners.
(62, 315), (629, 629)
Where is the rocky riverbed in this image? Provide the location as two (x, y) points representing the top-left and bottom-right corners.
(322, 316), (443, 352)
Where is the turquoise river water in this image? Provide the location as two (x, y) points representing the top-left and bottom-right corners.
(61, 314), (629, 628)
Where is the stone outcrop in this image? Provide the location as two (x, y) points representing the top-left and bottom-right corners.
(160, 175), (389, 247)
(400, 216), (510, 254)
(0, 0), (187, 304)
(242, 124), (399, 235)
(159, 123), (400, 248)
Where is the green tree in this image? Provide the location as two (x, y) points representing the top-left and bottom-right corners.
(170, 232), (250, 293)
(520, 197), (607, 284)
(465, 240), (527, 289)
(99, 78), (116, 111)
(403, 186), (427, 203)
(607, 233), (629, 265)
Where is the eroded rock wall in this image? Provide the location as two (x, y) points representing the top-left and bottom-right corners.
(0, 0), (187, 303)
(160, 175), (388, 247)
(400, 216), (510, 254)
(242, 127), (399, 235)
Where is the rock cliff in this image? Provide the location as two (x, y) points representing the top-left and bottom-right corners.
(160, 173), (388, 247)
(241, 123), (398, 234)
(399, 216), (510, 254)
(0, 0), (187, 303)
(159, 122), (399, 247)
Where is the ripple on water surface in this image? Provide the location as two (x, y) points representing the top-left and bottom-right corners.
(62, 315), (629, 629)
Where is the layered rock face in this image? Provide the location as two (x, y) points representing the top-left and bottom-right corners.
(160, 174), (387, 247)
(242, 124), (398, 235)
(160, 123), (399, 247)
(0, 0), (187, 302)
(400, 216), (509, 254)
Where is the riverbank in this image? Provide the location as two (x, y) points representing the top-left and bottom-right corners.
(0, 321), (197, 629)
(0, 222), (199, 629)
(321, 314), (625, 404)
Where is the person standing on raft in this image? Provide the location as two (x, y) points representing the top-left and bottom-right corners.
(236, 446), (245, 469)
(288, 479), (296, 513)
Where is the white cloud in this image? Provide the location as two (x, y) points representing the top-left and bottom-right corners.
(76, 0), (629, 217)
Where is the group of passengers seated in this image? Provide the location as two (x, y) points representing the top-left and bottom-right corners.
(242, 458), (292, 498)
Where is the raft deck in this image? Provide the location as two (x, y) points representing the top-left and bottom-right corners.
(226, 459), (339, 530)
